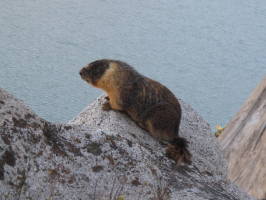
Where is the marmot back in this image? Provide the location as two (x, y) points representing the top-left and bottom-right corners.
(80, 59), (191, 165)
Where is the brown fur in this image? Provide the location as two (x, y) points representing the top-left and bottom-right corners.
(79, 59), (191, 165)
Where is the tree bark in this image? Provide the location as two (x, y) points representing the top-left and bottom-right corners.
(219, 77), (266, 200)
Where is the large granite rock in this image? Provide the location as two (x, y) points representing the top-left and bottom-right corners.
(219, 77), (266, 200)
(0, 88), (253, 200)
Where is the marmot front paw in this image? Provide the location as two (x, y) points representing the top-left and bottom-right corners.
(102, 102), (112, 111)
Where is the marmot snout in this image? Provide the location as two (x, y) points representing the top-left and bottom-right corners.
(80, 59), (192, 165)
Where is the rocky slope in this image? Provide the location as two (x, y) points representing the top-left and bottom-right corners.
(0, 88), (253, 200)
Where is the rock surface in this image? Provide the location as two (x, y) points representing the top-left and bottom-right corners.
(0, 88), (253, 200)
(219, 77), (266, 200)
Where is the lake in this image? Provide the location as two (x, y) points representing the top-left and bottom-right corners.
(1, 0), (266, 129)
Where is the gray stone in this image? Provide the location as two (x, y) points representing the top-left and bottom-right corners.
(0, 88), (253, 200)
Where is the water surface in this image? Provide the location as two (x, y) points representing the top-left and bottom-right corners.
(1, 0), (266, 128)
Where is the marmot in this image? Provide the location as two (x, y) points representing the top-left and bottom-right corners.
(79, 59), (191, 165)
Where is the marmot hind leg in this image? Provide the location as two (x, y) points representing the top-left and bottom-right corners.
(144, 104), (181, 142)
(144, 104), (191, 165)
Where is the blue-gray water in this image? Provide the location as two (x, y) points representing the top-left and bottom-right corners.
(1, 0), (266, 129)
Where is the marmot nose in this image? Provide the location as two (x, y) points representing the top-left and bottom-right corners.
(79, 68), (85, 77)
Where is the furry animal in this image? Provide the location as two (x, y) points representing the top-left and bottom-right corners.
(79, 59), (191, 165)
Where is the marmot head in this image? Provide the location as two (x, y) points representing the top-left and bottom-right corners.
(79, 59), (110, 86)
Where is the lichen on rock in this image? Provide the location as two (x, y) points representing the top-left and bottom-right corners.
(0, 88), (254, 200)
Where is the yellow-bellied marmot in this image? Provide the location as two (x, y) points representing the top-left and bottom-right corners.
(79, 59), (191, 165)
